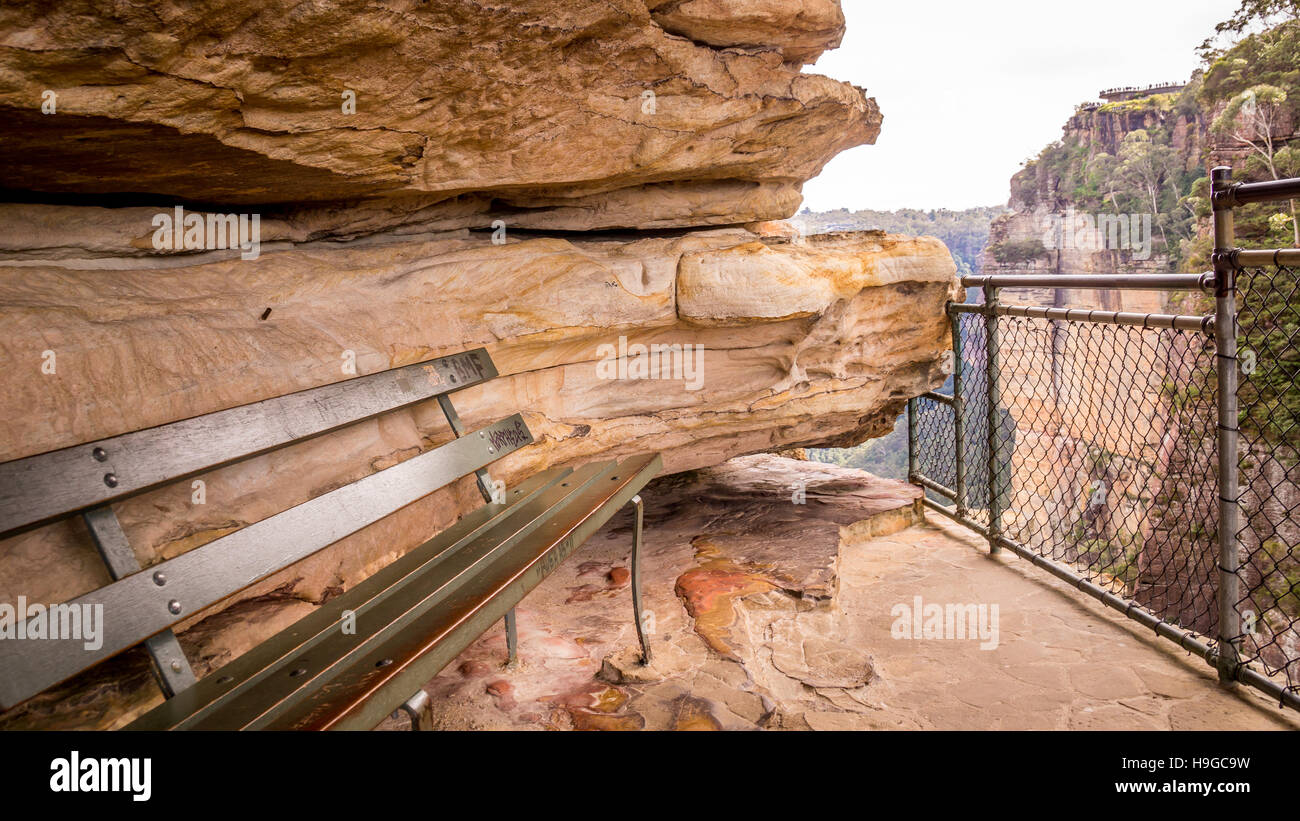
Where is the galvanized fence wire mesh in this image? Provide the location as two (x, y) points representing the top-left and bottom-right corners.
(989, 315), (1221, 632)
(913, 313), (990, 528)
(1235, 263), (1300, 690)
(912, 394), (956, 496)
(919, 307), (1222, 629)
(911, 283), (1298, 705)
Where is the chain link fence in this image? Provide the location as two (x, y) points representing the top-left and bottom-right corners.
(1236, 262), (1300, 690)
(908, 169), (1300, 711)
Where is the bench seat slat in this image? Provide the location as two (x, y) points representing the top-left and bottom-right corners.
(0, 413), (532, 711)
(135, 453), (661, 730)
(0, 348), (497, 539)
(124, 465), (574, 730)
(180, 460), (620, 730)
(283, 453), (661, 731)
(274, 454), (658, 730)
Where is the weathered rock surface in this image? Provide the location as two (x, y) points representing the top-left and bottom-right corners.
(0, 225), (956, 465)
(0, 0), (876, 232)
(0, 224), (955, 728)
(0, 0), (959, 729)
(410, 455), (918, 731)
(646, 0), (845, 64)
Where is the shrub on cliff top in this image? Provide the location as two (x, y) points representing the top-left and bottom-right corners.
(1097, 92), (1179, 115)
(988, 238), (1049, 264)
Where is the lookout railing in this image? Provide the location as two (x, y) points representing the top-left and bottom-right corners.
(908, 168), (1300, 710)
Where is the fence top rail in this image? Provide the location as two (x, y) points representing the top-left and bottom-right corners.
(949, 302), (1213, 332)
(1232, 248), (1300, 269)
(961, 273), (1212, 291)
(1215, 175), (1300, 208)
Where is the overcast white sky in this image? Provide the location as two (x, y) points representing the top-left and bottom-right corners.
(800, 0), (1243, 212)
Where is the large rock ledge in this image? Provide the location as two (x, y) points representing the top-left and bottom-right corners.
(0, 0), (959, 730)
(0, 225), (956, 729)
(0, 0), (876, 232)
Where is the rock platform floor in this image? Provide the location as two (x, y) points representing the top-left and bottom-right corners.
(382, 455), (1299, 731)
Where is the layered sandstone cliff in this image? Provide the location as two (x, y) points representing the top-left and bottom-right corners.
(0, 0), (958, 728)
(0, 0), (871, 230)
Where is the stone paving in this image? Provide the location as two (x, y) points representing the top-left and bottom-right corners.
(395, 456), (1299, 731)
(837, 516), (1298, 730)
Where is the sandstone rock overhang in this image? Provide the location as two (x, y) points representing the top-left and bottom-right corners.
(0, 1), (961, 729)
(0, 0), (878, 233)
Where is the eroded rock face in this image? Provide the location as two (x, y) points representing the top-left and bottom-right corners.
(0, 224), (955, 464)
(0, 0), (958, 729)
(647, 0), (845, 64)
(0, 0), (875, 231)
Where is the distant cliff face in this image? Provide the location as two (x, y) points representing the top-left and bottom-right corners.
(0, 0), (960, 728)
(973, 40), (1300, 650)
(987, 21), (1300, 282)
(1063, 100), (1204, 169)
(983, 93), (1205, 284)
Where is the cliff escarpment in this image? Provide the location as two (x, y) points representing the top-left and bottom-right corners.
(976, 18), (1300, 655)
(986, 20), (1300, 283)
(0, 0), (959, 728)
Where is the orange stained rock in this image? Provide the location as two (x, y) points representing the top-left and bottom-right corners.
(607, 566), (630, 586)
(568, 710), (645, 731)
(590, 687), (628, 714)
(675, 559), (777, 660)
(671, 695), (723, 731)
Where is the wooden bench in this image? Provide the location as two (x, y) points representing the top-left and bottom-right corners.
(0, 348), (660, 730)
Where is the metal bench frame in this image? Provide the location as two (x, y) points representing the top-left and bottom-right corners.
(0, 348), (657, 729)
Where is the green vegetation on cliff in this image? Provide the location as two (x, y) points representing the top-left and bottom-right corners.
(1203, 20), (1300, 249)
(1096, 92), (1180, 115)
(1010, 13), (1300, 272)
(988, 238), (1049, 264)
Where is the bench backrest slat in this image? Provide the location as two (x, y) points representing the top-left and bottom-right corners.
(0, 348), (497, 539)
(0, 412), (533, 710)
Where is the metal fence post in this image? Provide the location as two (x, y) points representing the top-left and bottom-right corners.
(1211, 165), (1241, 685)
(984, 284), (1002, 554)
(949, 303), (968, 519)
(906, 397), (919, 486)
